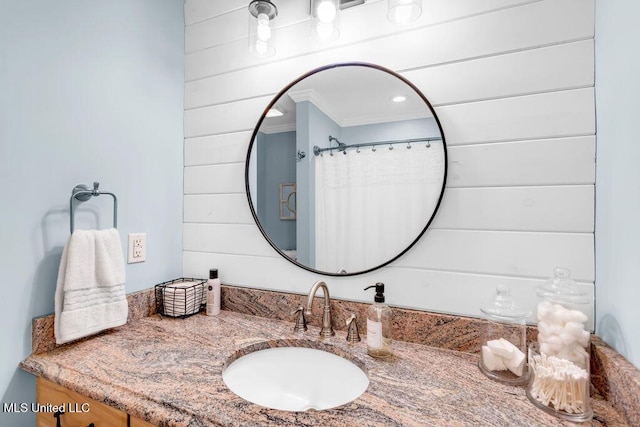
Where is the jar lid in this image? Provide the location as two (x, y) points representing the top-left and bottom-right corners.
(537, 267), (591, 305)
(480, 285), (530, 319)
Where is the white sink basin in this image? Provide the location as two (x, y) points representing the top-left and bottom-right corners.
(222, 345), (369, 411)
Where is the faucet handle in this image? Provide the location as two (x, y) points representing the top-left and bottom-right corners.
(346, 313), (361, 343)
(292, 305), (307, 332)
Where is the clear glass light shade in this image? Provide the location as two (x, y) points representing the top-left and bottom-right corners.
(248, 1), (277, 57)
(312, 0), (340, 42)
(388, 0), (422, 24)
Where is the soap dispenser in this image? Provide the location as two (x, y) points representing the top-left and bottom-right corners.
(206, 269), (221, 316)
(364, 283), (392, 358)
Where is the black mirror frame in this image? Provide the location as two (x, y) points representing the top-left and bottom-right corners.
(244, 62), (448, 277)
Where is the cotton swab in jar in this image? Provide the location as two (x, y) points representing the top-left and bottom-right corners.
(529, 352), (589, 414)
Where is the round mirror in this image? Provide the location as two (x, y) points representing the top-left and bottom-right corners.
(246, 62), (447, 276)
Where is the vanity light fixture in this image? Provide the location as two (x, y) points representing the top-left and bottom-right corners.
(249, 0), (416, 54)
(387, 0), (422, 25)
(312, 0), (340, 42)
(248, 0), (278, 57)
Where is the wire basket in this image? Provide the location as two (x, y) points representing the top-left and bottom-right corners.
(155, 278), (206, 318)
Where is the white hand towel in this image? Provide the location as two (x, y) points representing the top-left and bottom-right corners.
(54, 228), (128, 344)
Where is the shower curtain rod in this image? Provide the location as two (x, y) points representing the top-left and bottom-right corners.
(312, 135), (442, 156)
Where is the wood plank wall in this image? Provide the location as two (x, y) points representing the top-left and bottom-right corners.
(182, 0), (596, 322)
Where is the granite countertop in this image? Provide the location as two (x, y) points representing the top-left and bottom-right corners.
(20, 311), (627, 426)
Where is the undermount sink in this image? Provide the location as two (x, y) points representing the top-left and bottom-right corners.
(222, 344), (369, 412)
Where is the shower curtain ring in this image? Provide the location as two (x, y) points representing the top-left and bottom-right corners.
(426, 141), (431, 148)
(407, 142), (412, 149)
(389, 144), (393, 150)
(356, 147), (360, 153)
(372, 146), (376, 152)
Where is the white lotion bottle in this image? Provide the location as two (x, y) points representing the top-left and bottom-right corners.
(364, 283), (393, 358)
(206, 269), (221, 316)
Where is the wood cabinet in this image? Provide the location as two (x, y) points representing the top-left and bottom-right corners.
(36, 377), (128, 427)
(129, 416), (156, 427)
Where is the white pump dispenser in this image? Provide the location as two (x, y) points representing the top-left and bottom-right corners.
(206, 269), (220, 316)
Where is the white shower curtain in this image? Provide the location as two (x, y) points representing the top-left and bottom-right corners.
(314, 143), (444, 273)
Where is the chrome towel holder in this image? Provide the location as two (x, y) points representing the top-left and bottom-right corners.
(69, 182), (118, 233)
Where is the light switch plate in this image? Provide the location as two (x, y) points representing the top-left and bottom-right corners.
(127, 233), (146, 263)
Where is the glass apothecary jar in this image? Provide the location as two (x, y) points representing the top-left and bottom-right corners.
(479, 285), (530, 385)
(526, 267), (593, 422)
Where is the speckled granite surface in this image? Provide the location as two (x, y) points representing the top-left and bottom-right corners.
(24, 284), (638, 426)
(22, 310), (628, 426)
(590, 336), (640, 426)
(31, 287), (157, 354)
(221, 285), (541, 353)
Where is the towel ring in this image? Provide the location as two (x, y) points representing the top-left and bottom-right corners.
(70, 182), (118, 233)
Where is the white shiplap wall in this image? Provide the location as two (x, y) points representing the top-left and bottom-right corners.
(182, 0), (595, 322)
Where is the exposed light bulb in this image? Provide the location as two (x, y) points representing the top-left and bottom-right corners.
(248, 0), (277, 57)
(256, 13), (271, 41)
(312, 0), (339, 42)
(316, 0), (337, 23)
(315, 22), (335, 41)
(255, 39), (268, 56)
(392, 6), (412, 24)
(392, 95), (407, 103)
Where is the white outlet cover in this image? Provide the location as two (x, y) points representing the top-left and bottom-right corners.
(127, 233), (146, 263)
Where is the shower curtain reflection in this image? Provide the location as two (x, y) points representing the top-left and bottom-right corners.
(315, 144), (443, 273)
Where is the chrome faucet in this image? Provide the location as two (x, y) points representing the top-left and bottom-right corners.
(304, 281), (335, 337)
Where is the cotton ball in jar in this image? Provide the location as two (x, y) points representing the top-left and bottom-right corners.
(537, 321), (551, 337)
(536, 301), (554, 322)
(559, 331), (578, 347)
(564, 321), (586, 337)
(577, 330), (590, 348)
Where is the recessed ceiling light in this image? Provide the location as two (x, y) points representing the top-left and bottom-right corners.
(266, 107), (284, 117)
(391, 95), (407, 103)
